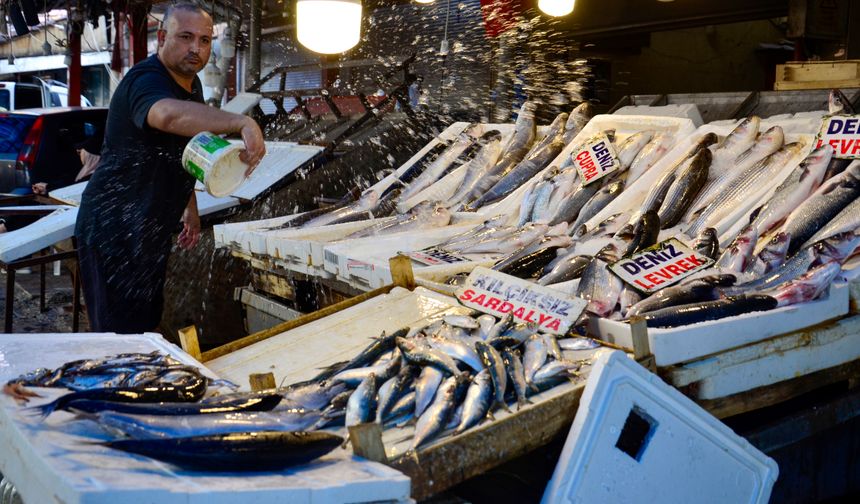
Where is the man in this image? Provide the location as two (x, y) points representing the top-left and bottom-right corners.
(75, 3), (265, 333)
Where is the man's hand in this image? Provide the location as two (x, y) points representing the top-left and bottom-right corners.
(32, 183), (48, 195)
(178, 198), (201, 250)
(238, 117), (266, 177)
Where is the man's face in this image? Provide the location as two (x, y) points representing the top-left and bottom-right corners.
(158, 10), (213, 78)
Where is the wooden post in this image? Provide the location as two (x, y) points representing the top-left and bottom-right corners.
(348, 423), (388, 463)
(249, 372), (276, 392)
(389, 255), (415, 290)
(178, 325), (202, 361)
(629, 317), (656, 372)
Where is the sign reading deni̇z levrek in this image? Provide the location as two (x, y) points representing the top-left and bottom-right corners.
(816, 115), (860, 159)
(609, 238), (714, 294)
(455, 267), (587, 335)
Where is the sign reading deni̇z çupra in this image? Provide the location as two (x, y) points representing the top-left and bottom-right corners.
(609, 238), (714, 294)
(816, 115), (860, 159)
(455, 267), (587, 335)
(572, 132), (621, 186)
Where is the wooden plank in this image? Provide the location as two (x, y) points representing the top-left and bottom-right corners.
(251, 271), (296, 300)
(200, 284), (396, 362)
(388, 255), (415, 290)
(386, 381), (586, 501)
(177, 325), (202, 361)
(696, 358), (860, 419)
(775, 79), (860, 91)
(349, 423), (388, 464)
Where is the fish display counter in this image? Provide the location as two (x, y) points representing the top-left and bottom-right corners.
(0, 333), (410, 504)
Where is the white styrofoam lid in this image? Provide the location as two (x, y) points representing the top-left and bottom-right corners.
(542, 350), (778, 504)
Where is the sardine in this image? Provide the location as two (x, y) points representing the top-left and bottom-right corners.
(523, 334), (548, 386)
(345, 373), (378, 427)
(427, 337), (483, 372)
(376, 365), (419, 423)
(475, 340), (509, 410)
(501, 348), (531, 409)
(281, 381), (348, 410)
(411, 374), (470, 450)
(414, 366), (445, 418)
(315, 329), (403, 380)
(396, 337), (461, 375)
(455, 369), (494, 433)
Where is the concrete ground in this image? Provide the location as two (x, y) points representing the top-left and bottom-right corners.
(0, 262), (87, 334)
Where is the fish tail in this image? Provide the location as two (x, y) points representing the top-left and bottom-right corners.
(404, 449), (421, 466)
(498, 400), (512, 413)
(26, 399), (61, 420)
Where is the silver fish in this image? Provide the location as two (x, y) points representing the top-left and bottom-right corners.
(657, 148), (711, 229)
(537, 252), (592, 285)
(376, 365), (418, 423)
(693, 228), (720, 260)
(716, 225), (758, 273)
(523, 334), (548, 386)
(455, 369), (494, 433)
(803, 197), (860, 247)
(475, 340), (509, 409)
(443, 315), (480, 329)
(475, 314), (497, 340)
(764, 260), (842, 307)
(563, 102), (593, 145)
(747, 232), (791, 277)
(548, 181), (602, 226)
(576, 245), (624, 317)
(615, 130), (654, 170)
(532, 360), (580, 384)
(570, 178), (626, 233)
(713, 116), (760, 158)
(493, 233), (574, 272)
(627, 131), (673, 185)
(639, 132), (718, 216)
(749, 145), (833, 237)
(399, 125), (481, 202)
(414, 366), (445, 418)
(411, 374), (471, 451)
(302, 189), (380, 228)
(396, 337), (461, 376)
(428, 337), (483, 372)
(445, 138), (504, 208)
(345, 373), (378, 427)
(472, 137), (566, 208)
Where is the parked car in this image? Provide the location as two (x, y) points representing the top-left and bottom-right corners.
(0, 107), (106, 194)
(0, 80), (92, 111)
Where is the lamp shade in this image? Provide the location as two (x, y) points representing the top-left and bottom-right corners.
(414, 0), (435, 4)
(296, 0), (362, 54)
(538, 0), (575, 17)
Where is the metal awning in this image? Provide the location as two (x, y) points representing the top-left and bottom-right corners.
(0, 51), (110, 76)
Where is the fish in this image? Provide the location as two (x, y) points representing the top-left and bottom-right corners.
(88, 408), (323, 440)
(475, 340), (509, 410)
(493, 233), (574, 273)
(314, 329), (403, 380)
(501, 348), (531, 409)
(475, 314), (496, 340)
(716, 225), (758, 273)
(399, 126), (481, 202)
(747, 232), (791, 276)
(461, 102), (537, 207)
(813, 231), (860, 263)
(570, 178), (626, 233)
(627, 131), (673, 185)
(537, 252), (592, 285)
(748, 145), (833, 237)
(302, 189), (381, 228)
(764, 260), (842, 307)
(396, 337), (461, 375)
(486, 313), (514, 341)
(574, 212), (630, 240)
(802, 197), (860, 247)
(536, 170), (578, 223)
(543, 334), (563, 361)
(456, 223), (551, 255)
(616, 131), (655, 171)
(641, 295), (779, 328)
(639, 133), (718, 216)
(345, 373), (378, 427)
(657, 149), (711, 228)
(532, 360), (580, 385)
(331, 353), (401, 386)
(530, 112), (568, 155)
(455, 369), (494, 434)
(470, 137), (566, 208)
(713, 116), (760, 158)
(618, 286), (643, 318)
(376, 365), (419, 423)
(499, 246), (568, 280)
(548, 181), (602, 226)
(281, 381), (348, 410)
(558, 338), (600, 351)
(443, 315), (480, 329)
(523, 334), (548, 387)
(396, 142), (451, 186)
(686, 142), (805, 237)
(684, 126), (785, 225)
(563, 102), (593, 145)
(444, 136), (505, 208)
(829, 89), (855, 115)
(576, 245), (624, 317)
(348, 203), (452, 239)
(98, 431), (343, 471)
(62, 393), (283, 416)
(781, 161), (860, 256)
(427, 337), (483, 372)
(413, 366), (446, 419)
(724, 247), (818, 295)
(626, 275), (735, 318)
(410, 374), (471, 451)
(693, 228), (720, 260)
(517, 181), (541, 227)
(29, 377), (208, 418)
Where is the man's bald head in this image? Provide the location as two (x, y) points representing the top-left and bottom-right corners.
(157, 3), (213, 81)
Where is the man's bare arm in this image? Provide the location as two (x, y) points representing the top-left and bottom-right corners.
(147, 99), (265, 170)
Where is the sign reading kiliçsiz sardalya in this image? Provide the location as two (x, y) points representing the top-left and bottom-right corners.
(816, 115), (860, 159)
(455, 267), (587, 335)
(609, 238), (714, 294)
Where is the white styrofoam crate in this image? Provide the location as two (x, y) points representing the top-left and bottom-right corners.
(0, 207), (78, 263)
(0, 333), (410, 504)
(613, 103), (705, 126)
(542, 350), (778, 504)
(266, 217), (398, 267)
(590, 282), (849, 367)
(667, 312), (860, 399)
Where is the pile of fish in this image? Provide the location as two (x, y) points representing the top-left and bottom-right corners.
(288, 312), (597, 457)
(7, 351), (343, 471)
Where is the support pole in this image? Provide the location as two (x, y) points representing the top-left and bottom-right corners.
(68, 4), (82, 107)
(247, 0), (262, 88)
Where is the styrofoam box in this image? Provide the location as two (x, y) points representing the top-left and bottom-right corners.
(213, 214), (298, 252)
(0, 333), (410, 504)
(589, 282), (849, 367)
(542, 350), (778, 504)
(613, 103), (705, 127)
(0, 207), (78, 263)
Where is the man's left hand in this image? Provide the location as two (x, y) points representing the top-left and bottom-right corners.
(178, 206), (201, 250)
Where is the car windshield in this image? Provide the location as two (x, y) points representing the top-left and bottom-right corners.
(0, 115), (36, 154)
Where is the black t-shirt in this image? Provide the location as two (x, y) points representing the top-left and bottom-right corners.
(75, 55), (203, 259)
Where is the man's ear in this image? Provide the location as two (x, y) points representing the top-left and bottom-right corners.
(157, 29), (166, 47)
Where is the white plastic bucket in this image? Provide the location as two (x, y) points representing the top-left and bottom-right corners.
(182, 132), (247, 197)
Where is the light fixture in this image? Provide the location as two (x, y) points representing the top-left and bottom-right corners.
(538, 0), (575, 17)
(296, 0), (362, 54)
(415, 0), (435, 4)
(220, 26), (236, 59)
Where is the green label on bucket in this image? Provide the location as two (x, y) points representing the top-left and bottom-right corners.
(200, 135), (231, 154)
(186, 160), (206, 182)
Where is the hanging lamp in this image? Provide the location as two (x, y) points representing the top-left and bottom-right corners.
(296, 0), (362, 54)
(538, 0), (575, 17)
